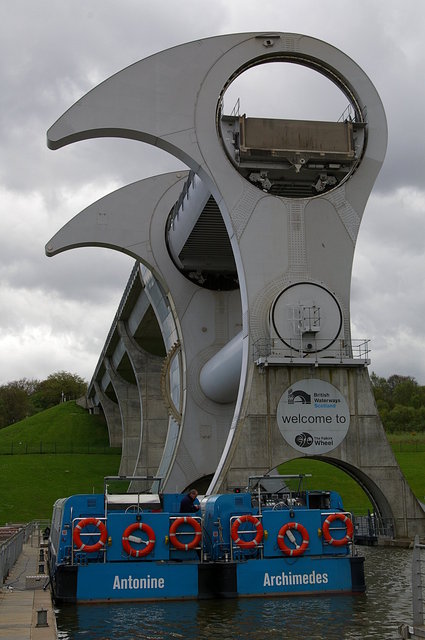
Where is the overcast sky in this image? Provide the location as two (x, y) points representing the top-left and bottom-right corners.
(1, 0), (424, 386)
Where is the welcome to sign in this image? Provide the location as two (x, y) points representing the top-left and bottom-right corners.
(277, 379), (350, 454)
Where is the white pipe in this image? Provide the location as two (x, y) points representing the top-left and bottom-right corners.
(200, 331), (243, 404)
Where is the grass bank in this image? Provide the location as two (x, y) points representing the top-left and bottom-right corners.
(0, 454), (121, 523)
(0, 401), (120, 454)
(0, 402), (121, 524)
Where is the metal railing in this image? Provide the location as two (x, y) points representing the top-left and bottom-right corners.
(87, 259), (142, 396)
(71, 517), (107, 565)
(253, 337), (370, 366)
(0, 442), (121, 455)
(0, 521), (38, 583)
(229, 514), (264, 561)
(166, 170), (196, 231)
(168, 515), (202, 555)
(353, 514), (395, 543)
(398, 535), (425, 639)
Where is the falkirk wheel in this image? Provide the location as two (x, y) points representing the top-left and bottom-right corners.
(46, 32), (425, 538)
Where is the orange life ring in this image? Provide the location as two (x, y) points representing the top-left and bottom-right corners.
(73, 517), (108, 553)
(322, 513), (354, 547)
(122, 522), (156, 557)
(277, 522), (309, 557)
(122, 522), (155, 558)
(231, 514), (263, 549)
(169, 516), (202, 551)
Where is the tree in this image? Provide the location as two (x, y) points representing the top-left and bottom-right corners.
(385, 404), (416, 433)
(370, 372), (392, 408)
(371, 372), (425, 432)
(0, 379), (39, 427)
(33, 371), (87, 410)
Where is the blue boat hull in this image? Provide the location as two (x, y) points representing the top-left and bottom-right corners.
(52, 555), (365, 603)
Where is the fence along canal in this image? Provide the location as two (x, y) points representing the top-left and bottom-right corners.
(398, 535), (425, 639)
(0, 522), (37, 582)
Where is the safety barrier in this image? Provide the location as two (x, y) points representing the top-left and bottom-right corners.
(0, 443), (121, 455)
(398, 535), (425, 639)
(0, 521), (35, 583)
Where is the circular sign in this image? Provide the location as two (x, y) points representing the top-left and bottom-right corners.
(277, 379), (350, 455)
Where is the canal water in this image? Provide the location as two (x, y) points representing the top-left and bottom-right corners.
(55, 546), (418, 639)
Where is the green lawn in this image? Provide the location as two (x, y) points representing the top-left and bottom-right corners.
(0, 402), (121, 524)
(0, 401), (118, 454)
(387, 432), (425, 446)
(391, 452), (425, 502)
(0, 454), (121, 523)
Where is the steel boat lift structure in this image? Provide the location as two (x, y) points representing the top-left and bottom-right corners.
(46, 32), (425, 538)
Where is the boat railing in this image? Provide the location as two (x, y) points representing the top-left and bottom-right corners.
(71, 517), (107, 565)
(168, 515), (203, 557)
(229, 514), (264, 562)
(320, 511), (355, 555)
(247, 473), (311, 506)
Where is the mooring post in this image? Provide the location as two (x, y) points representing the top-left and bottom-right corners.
(36, 608), (48, 627)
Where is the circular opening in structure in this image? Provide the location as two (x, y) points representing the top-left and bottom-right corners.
(222, 62), (350, 121)
(218, 60), (364, 198)
(271, 281), (343, 353)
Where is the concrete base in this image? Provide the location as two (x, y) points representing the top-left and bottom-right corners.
(213, 365), (425, 540)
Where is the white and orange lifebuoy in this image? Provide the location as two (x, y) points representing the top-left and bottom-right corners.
(322, 513), (354, 547)
(169, 516), (202, 551)
(122, 522), (156, 557)
(73, 517), (108, 553)
(231, 514), (263, 549)
(277, 522), (309, 557)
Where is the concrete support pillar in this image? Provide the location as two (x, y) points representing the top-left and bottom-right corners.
(93, 381), (122, 448)
(117, 320), (168, 477)
(104, 357), (141, 476)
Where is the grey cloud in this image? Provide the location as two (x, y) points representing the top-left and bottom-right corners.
(1, 0), (424, 384)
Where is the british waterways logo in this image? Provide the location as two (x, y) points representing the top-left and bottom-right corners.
(288, 389), (311, 404)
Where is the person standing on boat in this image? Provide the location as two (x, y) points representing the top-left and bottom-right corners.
(180, 489), (200, 513)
